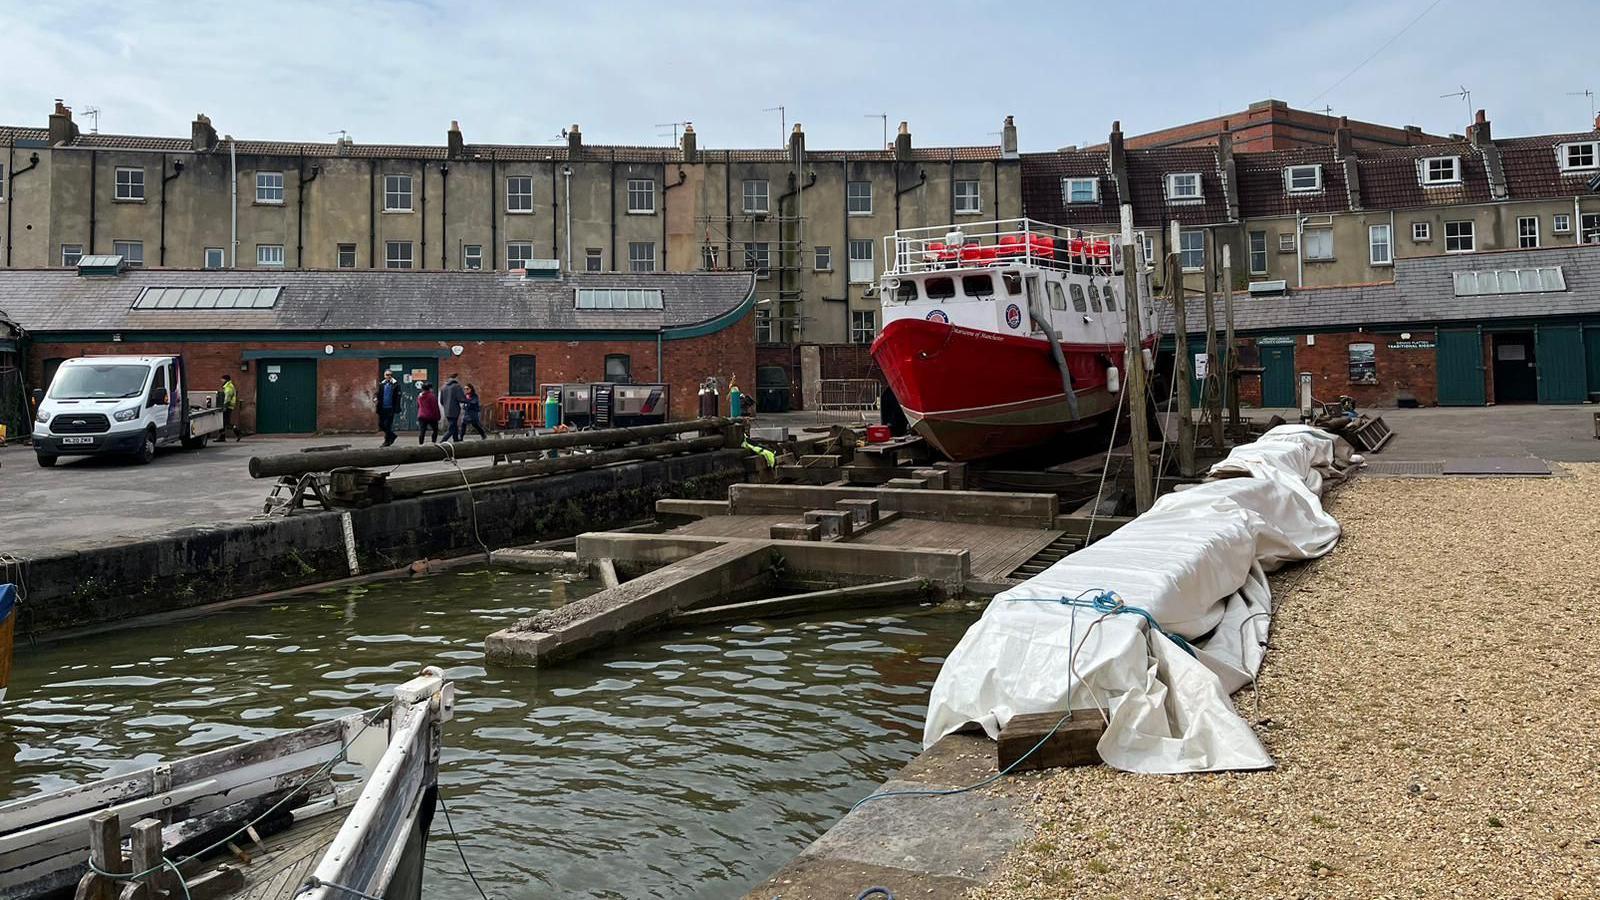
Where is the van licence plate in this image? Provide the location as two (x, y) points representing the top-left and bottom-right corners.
(61, 436), (94, 445)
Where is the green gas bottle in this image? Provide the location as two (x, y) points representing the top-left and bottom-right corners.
(729, 380), (744, 418)
(543, 389), (561, 428)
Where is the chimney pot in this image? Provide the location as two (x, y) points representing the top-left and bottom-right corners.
(895, 122), (912, 160)
(1001, 114), (1018, 159)
(447, 119), (464, 159)
(48, 100), (79, 146)
(682, 123), (698, 163)
(568, 124), (583, 155)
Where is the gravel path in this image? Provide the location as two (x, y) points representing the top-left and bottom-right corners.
(975, 466), (1600, 899)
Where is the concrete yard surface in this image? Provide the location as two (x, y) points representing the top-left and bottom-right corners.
(973, 465), (1600, 899)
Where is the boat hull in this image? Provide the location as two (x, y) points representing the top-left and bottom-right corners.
(871, 317), (1138, 461)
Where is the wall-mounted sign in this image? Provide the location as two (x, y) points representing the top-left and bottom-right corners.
(1194, 352), (1209, 379)
(1387, 340), (1435, 350)
(1257, 335), (1296, 346)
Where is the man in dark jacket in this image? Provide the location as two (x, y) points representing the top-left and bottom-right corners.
(438, 374), (465, 442)
(375, 369), (403, 446)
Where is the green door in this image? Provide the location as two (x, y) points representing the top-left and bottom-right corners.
(255, 359), (318, 433)
(1260, 344), (1296, 407)
(379, 357), (437, 431)
(1435, 329), (1485, 406)
(1585, 327), (1600, 401)
(1535, 325), (1587, 404)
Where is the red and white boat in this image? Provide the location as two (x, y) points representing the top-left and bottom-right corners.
(870, 217), (1158, 461)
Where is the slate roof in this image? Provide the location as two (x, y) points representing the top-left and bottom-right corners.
(1162, 245), (1600, 335)
(0, 269), (755, 335)
(1353, 141), (1494, 210)
(1235, 146), (1350, 218)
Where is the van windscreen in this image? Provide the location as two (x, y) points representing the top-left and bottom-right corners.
(49, 365), (151, 400)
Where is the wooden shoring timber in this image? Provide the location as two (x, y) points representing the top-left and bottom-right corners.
(996, 709), (1107, 772)
(669, 578), (931, 627)
(384, 435), (726, 498)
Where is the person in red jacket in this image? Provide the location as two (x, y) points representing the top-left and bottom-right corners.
(415, 382), (442, 444)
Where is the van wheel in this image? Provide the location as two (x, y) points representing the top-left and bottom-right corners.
(134, 429), (157, 464)
(36, 453), (57, 468)
(182, 434), (208, 450)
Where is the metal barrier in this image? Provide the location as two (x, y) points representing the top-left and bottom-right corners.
(496, 396), (542, 428)
(817, 379), (882, 411)
(883, 217), (1126, 279)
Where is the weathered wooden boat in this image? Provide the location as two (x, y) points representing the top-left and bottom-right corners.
(0, 669), (453, 900)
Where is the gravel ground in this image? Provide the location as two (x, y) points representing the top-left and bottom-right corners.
(975, 466), (1600, 899)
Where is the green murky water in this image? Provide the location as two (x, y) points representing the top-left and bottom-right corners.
(1, 568), (980, 899)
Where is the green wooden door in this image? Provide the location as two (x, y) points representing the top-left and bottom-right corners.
(1435, 329), (1485, 406)
(255, 359), (318, 433)
(1585, 327), (1600, 401)
(379, 358), (437, 431)
(1260, 344), (1296, 407)
(1535, 325), (1587, 404)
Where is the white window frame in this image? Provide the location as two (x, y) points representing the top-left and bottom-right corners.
(337, 243), (357, 268)
(383, 174), (413, 212)
(1303, 227), (1335, 261)
(506, 175), (533, 213)
(814, 245), (832, 271)
(1368, 224), (1392, 266)
(846, 181), (873, 215)
(1453, 266), (1567, 296)
(1583, 213), (1600, 245)
(745, 241), (770, 279)
(1284, 165), (1322, 193)
(113, 240), (144, 266)
(1558, 141), (1599, 171)
(1178, 230), (1205, 271)
(755, 308), (774, 344)
(1552, 213), (1572, 234)
(1248, 230), (1268, 274)
(506, 241), (535, 270)
(463, 244), (483, 270)
(628, 241), (656, 272)
(1278, 232), (1297, 253)
(847, 239), (874, 284)
(585, 248), (603, 272)
(849, 310), (877, 345)
(626, 178), (656, 214)
(0, 162), (5, 202)
(203, 247), (225, 269)
(742, 179), (769, 214)
(114, 167), (145, 201)
(1444, 220), (1475, 254)
(256, 244), (285, 268)
(1419, 156), (1461, 186)
(1412, 221), (1432, 242)
(1063, 177), (1100, 205)
(1137, 232), (1153, 266)
(255, 171), (284, 205)
(954, 180), (981, 215)
(1165, 172), (1202, 202)
(384, 240), (414, 269)
(61, 244), (83, 267)
(1517, 216), (1539, 249)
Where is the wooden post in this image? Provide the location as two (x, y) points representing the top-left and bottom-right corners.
(1121, 205), (1154, 513)
(1202, 230), (1223, 450)
(125, 818), (170, 900)
(77, 811), (127, 900)
(1223, 243), (1240, 427)
(1169, 221), (1195, 477)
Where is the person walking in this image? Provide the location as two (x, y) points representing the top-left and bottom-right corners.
(375, 369), (403, 446)
(460, 384), (489, 439)
(438, 373), (465, 442)
(416, 382), (442, 444)
(219, 375), (244, 442)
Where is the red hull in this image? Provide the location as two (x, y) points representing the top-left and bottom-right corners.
(871, 317), (1144, 461)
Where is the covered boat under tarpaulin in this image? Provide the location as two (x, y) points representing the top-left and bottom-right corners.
(922, 425), (1345, 774)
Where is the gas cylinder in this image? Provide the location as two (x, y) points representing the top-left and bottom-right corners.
(543, 389), (561, 428)
(729, 380), (744, 418)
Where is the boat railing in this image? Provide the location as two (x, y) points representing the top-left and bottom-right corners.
(883, 217), (1127, 279)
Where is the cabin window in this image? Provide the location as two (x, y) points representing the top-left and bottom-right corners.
(895, 280), (918, 302)
(1002, 272), (1022, 295)
(1086, 283), (1103, 312)
(1047, 281), (1067, 310)
(1101, 282), (1117, 311)
(925, 277), (956, 300)
(962, 274), (995, 297)
(1068, 283), (1088, 312)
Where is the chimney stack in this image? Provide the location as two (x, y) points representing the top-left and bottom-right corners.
(681, 123), (697, 163)
(1333, 115), (1353, 159)
(1468, 108), (1492, 146)
(191, 113), (217, 153)
(447, 120), (464, 159)
(1001, 115), (1018, 159)
(337, 134), (353, 157)
(894, 121), (912, 161)
(568, 124), (583, 156)
(48, 99), (78, 146)
(789, 123), (805, 168)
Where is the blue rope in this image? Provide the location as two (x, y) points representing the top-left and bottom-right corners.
(1007, 588), (1197, 657)
(856, 889), (895, 900)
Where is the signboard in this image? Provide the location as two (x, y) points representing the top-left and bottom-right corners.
(1004, 304), (1022, 329)
(1257, 335), (1296, 346)
(1194, 352), (1209, 379)
(411, 368), (429, 383)
(1388, 339), (1435, 350)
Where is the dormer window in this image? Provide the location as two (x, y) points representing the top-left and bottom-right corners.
(1062, 177), (1099, 204)
(1419, 156), (1461, 186)
(1284, 164), (1322, 193)
(1165, 173), (1202, 202)
(1559, 141), (1598, 171)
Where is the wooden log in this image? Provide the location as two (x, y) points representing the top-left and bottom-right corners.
(997, 709), (1106, 772)
(180, 867), (245, 900)
(384, 435), (725, 498)
(670, 578), (930, 627)
(249, 417), (733, 478)
(769, 523), (821, 541)
(1122, 212), (1154, 513)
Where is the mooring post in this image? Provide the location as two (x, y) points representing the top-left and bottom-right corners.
(82, 810), (127, 900)
(1223, 243), (1240, 427)
(127, 818), (170, 899)
(1121, 205), (1154, 514)
(1169, 220), (1195, 478)
(1203, 230), (1222, 451)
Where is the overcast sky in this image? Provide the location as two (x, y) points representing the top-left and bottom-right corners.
(2, 0), (1595, 152)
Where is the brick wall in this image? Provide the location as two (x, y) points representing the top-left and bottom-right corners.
(28, 315), (755, 433)
(1230, 331), (1440, 409)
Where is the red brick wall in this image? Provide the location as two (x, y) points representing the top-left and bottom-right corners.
(28, 315), (755, 433)
(1231, 331), (1440, 409)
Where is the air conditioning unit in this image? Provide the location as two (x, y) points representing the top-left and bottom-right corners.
(1247, 280), (1288, 296)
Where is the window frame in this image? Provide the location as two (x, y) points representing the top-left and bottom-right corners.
(1165, 172), (1202, 201)
(506, 175), (534, 213)
(1552, 213), (1572, 234)
(585, 248), (603, 272)
(1284, 164), (1322, 193)
(847, 239), (874, 284)
(813, 245), (832, 271)
(462, 244), (483, 270)
(1178, 230), (1205, 271)
(506, 241), (535, 270)
(1248, 230), (1268, 274)
(508, 354), (538, 396)
(1063, 177), (1100, 205)
(1517, 216), (1540, 249)
(626, 178), (656, 214)
(628, 241), (656, 273)
(742, 179), (770, 214)
(256, 244), (286, 268)
(954, 179), (981, 214)
(1559, 141), (1599, 171)
(849, 310), (877, 345)
(337, 243), (357, 269)
(1302, 227), (1335, 262)
(61, 244), (84, 267)
(1368, 224), (1392, 266)
(846, 181), (873, 215)
(1583, 213), (1600, 245)
(114, 167), (145, 202)
(744, 241), (771, 279)
(383, 173), (414, 212)
(112, 240), (144, 267)
(1419, 156), (1461, 186)
(1444, 220), (1475, 254)
(604, 353), (632, 384)
(203, 247), (225, 270)
(384, 240), (414, 269)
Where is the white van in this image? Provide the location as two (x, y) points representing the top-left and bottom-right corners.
(32, 355), (224, 467)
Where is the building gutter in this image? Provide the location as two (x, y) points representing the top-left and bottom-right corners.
(489, 153), (497, 270)
(609, 149), (617, 270)
(439, 163), (449, 268)
(563, 165), (573, 271)
(89, 149), (98, 255)
(228, 140), (238, 267)
(5, 147), (40, 267)
(368, 159), (377, 269)
(419, 162), (427, 269)
(158, 154), (185, 266)
(297, 157), (319, 267)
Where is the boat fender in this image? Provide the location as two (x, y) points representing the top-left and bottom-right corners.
(1105, 365), (1121, 394)
(1141, 348), (1155, 372)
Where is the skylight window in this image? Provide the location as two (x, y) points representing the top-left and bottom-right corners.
(131, 286), (283, 309)
(574, 287), (664, 310)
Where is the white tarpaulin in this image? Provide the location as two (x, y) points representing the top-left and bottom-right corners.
(922, 425), (1345, 774)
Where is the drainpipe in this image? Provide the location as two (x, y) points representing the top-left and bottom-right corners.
(297, 158), (319, 268)
(88, 149), (97, 254)
(657, 330), (663, 382)
(1294, 208), (1303, 288)
(562, 165), (573, 271)
(608, 149), (617, 270)
(776, 169), (817, 332)
(549, 164), (558, 261)
(439, 163), (449, 268)
(419, 163), (427, 269)
(662, 165), (687, 271)
(5, 149), (40, 267)
(489, 154), (497, 269)
(723, 151), (732, 263)
(228, 139), (238, 267)
(368, 159), (377, 269)
(893, 166), (927, 232)
(159, 155), (184, 266)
